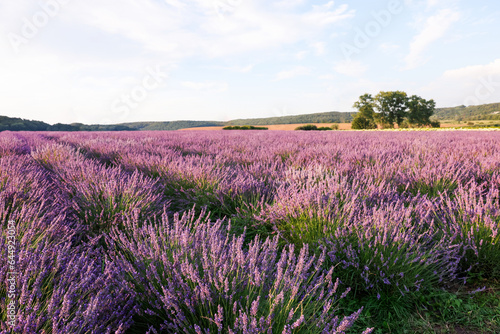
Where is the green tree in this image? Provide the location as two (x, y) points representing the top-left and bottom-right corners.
(351, 91), (437, 129)
(351, 94), (377, 129)
(374, 91), (408, 127)
(406, 95), (436, 126)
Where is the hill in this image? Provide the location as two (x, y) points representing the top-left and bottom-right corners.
(434, 103), (500, 121)
(0, 116), (224, 132)
(226, 111), (356, 126)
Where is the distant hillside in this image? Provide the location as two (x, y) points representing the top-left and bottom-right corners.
(0, 116), (52, 131)
(227, 111), (356, 126)
(0, 116), (224, 131)
(434, 103), (500, 121)
(111, 121), (225, 131)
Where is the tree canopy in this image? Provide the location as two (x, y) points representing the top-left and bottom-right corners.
(351, 91), (438, 129)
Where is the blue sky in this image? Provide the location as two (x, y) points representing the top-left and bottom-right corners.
(1, 0), (500, 124)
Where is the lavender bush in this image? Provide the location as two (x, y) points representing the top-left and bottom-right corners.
(107, 209), (370, 334)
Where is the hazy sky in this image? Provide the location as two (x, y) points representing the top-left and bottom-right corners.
(1, 0), (500, 124)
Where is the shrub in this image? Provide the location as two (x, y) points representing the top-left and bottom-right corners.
(223, 126), (268, 130)
(399, 120), (411, 129)
(430, 120), (441, 128)
(295, 124), (318, 131)
(331, 123), (340, 130)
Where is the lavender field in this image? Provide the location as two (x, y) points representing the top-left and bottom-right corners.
(1, 130), (500, 333)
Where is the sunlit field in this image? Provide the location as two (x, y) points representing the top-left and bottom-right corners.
(1, 130), (499, 333)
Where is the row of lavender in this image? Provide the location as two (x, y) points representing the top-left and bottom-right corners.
(0, 132), (373, 333)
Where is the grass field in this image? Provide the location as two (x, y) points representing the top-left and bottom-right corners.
(1, 130), (499, 333)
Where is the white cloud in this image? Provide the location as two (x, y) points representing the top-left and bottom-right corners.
(404, 9), (460, 69)
(302, 2), (354, 26)
(274, 0), (306, 9)
(274, 66), (310, 81)
(333, 60), (367, 77)
(419, 59), (500, 107)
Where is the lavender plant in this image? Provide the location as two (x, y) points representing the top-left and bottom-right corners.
(107, 209), (371, 333)
(435, 183), (500, 278)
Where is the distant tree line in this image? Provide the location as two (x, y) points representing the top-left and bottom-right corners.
(0, 116), (225, 132)
(227, 111), (355, 126)
(433, 102), (500, 121)
(351, 91), (440, 129)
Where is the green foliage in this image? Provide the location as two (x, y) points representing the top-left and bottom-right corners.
(407, 95), (436, 126)
(0, 116), (51, 131)
(398, 178), (458, 198)
(331, 123), (340, 130)
(351, 117), (377, 130)
(348, 285), (500, 333)
(354, 94), (376, 119)
(430, 120), (441, 128)
(222, 125), (268, 130)
(351, 94), (378, 130)
(434, 102), (500, 121)
(295, 125), (318, 131)
(351, 91), (436, 129)
(374, 91), (409, 126)
(294, 125), (333, 131)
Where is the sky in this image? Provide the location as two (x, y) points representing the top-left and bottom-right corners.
(1, 0), (500, 125)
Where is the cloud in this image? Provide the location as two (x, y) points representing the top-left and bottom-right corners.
(273, 0), (306, 9)
(59, 0), (354, 60)
(333, 60), (367, 77)
(274, 66), (310, 81)
(302, 2), (354, 26)
(404, 9), (460, 69)
(419, 59), (500, 107)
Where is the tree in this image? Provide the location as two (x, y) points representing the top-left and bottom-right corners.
(351, 94), (377, 129)
(406, 95), (436, 126)
(373, 91), (408, 127)
(351, 91), (437, 129)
